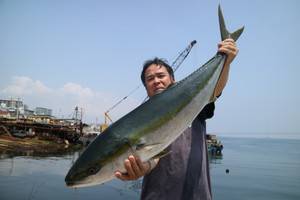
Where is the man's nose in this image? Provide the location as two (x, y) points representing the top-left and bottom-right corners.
(153, 76), (160, 83)
(153, 77), (161, 86)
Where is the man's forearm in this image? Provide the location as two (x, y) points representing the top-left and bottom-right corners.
(213, 62), (230, 98)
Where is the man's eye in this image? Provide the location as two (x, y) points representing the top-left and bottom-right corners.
(146, 77), (154, 81)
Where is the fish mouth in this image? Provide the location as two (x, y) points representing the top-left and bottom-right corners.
(65, 176), (78, 188)
(65, 181), (77, 188)
(65, 172), (103, 188)
(65, 173), (83, 188)
(65, 179), (91, 188)
(65, 179), (102, 188)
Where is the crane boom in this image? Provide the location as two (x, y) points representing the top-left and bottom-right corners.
(171, 40), (197, 72)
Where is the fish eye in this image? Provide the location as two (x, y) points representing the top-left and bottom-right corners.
(88, 167), (97, 175)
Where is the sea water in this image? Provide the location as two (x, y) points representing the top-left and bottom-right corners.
(211, 137), (300, 200)
(0, 137), (299, 200)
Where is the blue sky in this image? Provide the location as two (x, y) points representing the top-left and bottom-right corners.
(1, 0), (299, 138)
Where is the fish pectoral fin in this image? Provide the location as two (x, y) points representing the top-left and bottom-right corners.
(152, 149), (172, 160)
(135, 141), (162, 152)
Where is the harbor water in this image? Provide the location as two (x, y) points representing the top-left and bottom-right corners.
(0, 137), (299, 200)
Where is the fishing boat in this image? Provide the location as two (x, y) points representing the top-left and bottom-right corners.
(206, 134), (223, 157)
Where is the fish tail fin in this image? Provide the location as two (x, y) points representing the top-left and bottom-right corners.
(218, 5), (244, 41)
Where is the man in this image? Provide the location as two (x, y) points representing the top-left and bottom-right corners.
(115, 38), (238, 199)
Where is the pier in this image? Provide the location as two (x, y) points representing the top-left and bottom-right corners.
(0, 118), (82, 143)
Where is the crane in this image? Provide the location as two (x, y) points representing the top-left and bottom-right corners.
(100, 40), (197, 132)
(100, 112), (113, 132)
(172, 40), (197, 72)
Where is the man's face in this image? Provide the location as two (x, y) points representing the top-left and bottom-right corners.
(144, 64), (175, 97)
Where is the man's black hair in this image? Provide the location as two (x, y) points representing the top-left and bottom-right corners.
(140, 57), (174, 86)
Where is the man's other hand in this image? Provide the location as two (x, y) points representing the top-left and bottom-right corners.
(115, 155), (150, 181)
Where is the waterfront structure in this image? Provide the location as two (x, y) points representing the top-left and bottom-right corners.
(0, 99), (54, 119)
(0, 98), (83, 143)
(0, 99), (23, 109)
(206, 134), (223, 157)
(0, 109), (10, 118)
(35, 107), (52, 116)
(0, 99), (24, 118)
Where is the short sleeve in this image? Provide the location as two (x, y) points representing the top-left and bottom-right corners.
(196, 102), (215, 121)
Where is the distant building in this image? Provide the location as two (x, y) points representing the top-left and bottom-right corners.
(35, 107), (52, 116)
(0, 99), (53, 119)
(0, 99), (24, 118)
(0, 99), (23, 109)
(24, 108), (35, 116)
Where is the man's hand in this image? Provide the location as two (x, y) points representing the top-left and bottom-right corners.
(115, 155), (151, 181)
(218, 38), (239, 65)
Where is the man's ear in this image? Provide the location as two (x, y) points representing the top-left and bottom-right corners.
(171, 77), (175, 83)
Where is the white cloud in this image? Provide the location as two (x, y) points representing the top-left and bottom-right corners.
(2, 76), (52, 96)
(61, 82), (94, 97)
(0, 76), (140, 123)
